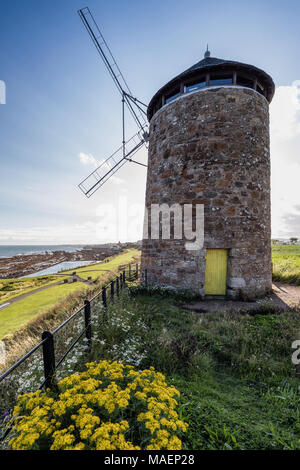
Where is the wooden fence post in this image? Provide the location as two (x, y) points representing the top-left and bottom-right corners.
(84, 299), (92, 352)
(42, 331), (56, 390)
(116, 276), (119, 296)
(123, 270), (126, 284)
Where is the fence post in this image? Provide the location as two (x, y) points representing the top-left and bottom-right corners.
(102, 286), (107, 308)
(123, 270), (126, 284)
(84, 299), (92, 353)
(136, 263), (138, 279)
(116, 276), (119, 296)
(120, 273), (123, 289)
(110, 279), (114, 301)
(42, 331), (56, 390)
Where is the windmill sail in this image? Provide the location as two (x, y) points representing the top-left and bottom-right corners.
(78, 7), (148, 135)
(77, 7), (148, 198)
(78, 133), (146, 198)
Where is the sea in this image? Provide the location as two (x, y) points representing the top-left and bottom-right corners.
(0, 245), (85, 258)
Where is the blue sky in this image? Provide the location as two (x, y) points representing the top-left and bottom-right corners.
(0, 0), (300, 243)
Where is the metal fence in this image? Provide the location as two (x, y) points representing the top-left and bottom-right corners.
(0, 263), (139, 392)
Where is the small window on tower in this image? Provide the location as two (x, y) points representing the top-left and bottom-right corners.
(236, 76), (253, 89)
(256, 82), (265, 96)
(165, 90), (181, 104)
(185, 81), (206, 92)
(210, 76), (233, 86)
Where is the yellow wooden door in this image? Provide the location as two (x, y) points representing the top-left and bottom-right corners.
(204, 249), (227, 295)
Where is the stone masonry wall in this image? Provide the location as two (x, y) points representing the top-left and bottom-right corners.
(141, 87), (272, 300)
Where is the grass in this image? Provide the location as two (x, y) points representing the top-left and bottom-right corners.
(0, 282), (87, 339)
(1, 282), (300, 450)
(0, 249), (140, 303)
(86, 289), (300, 450)
(61, 249), (141, 280)
(272, 245), (300, 255)
(272, 245), (300, 285)
(0, 276), (66, 304)
(0, 249), (140, 340)
(1, 245), (299, 449)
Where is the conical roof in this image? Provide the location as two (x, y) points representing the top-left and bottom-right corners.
(147, 53), (275, 120)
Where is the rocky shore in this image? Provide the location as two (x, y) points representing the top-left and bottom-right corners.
(0, 245), (125, 279)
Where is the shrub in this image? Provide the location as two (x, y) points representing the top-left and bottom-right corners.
(129, 285), (198, 301)
(8, 360), (188, 450)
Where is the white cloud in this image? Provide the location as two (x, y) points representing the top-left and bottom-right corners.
(270, 81), (300, 141)
(0, 222), (112, 245)
(270, 81), (300, 238)
(79, 152), (99, 168)
(79, 152), (124, 185)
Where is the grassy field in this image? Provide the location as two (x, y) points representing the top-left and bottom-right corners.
(61, 249), (141, 280)
(2, 285), (300, 449)
(0, 276), (65, 304)
(0, 282), (87, 339)
(1, 252), (299, 449)
(0, 249), (140, 340)
(87, 288), (300, 449)
(272, 244), (300, 285)
(0, 244), (297, 341)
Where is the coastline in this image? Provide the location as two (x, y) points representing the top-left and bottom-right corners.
(0, 245), (124, 279)
(0, 244), (84, 259)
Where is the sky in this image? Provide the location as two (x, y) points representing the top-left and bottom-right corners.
(0, 0), (299, 244)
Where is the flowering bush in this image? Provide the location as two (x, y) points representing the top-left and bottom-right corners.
(9, 360), (188, 450)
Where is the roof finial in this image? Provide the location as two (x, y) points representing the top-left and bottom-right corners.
(204, 44), (210, 58)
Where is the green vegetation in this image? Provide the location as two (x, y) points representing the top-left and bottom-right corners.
(1, 245), (300, 449)
(87, 289), (300, 449)
(272, 244), (300, 255)
(0, 282), (87, 339)
(61, 249), (140, 280)
(1, 272), (300, 450)
(272, 244), (300, 285)
(0, 249), (140, 339)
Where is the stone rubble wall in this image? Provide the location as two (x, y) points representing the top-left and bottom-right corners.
(141, 87), (272, 300)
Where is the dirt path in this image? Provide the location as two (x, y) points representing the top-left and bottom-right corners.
(271, 282), (300, 310)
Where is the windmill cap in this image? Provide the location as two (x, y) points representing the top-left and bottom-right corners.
(147, 54), (275, 120)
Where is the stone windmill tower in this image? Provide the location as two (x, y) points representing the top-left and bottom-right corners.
(141, 49), (275, 300)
